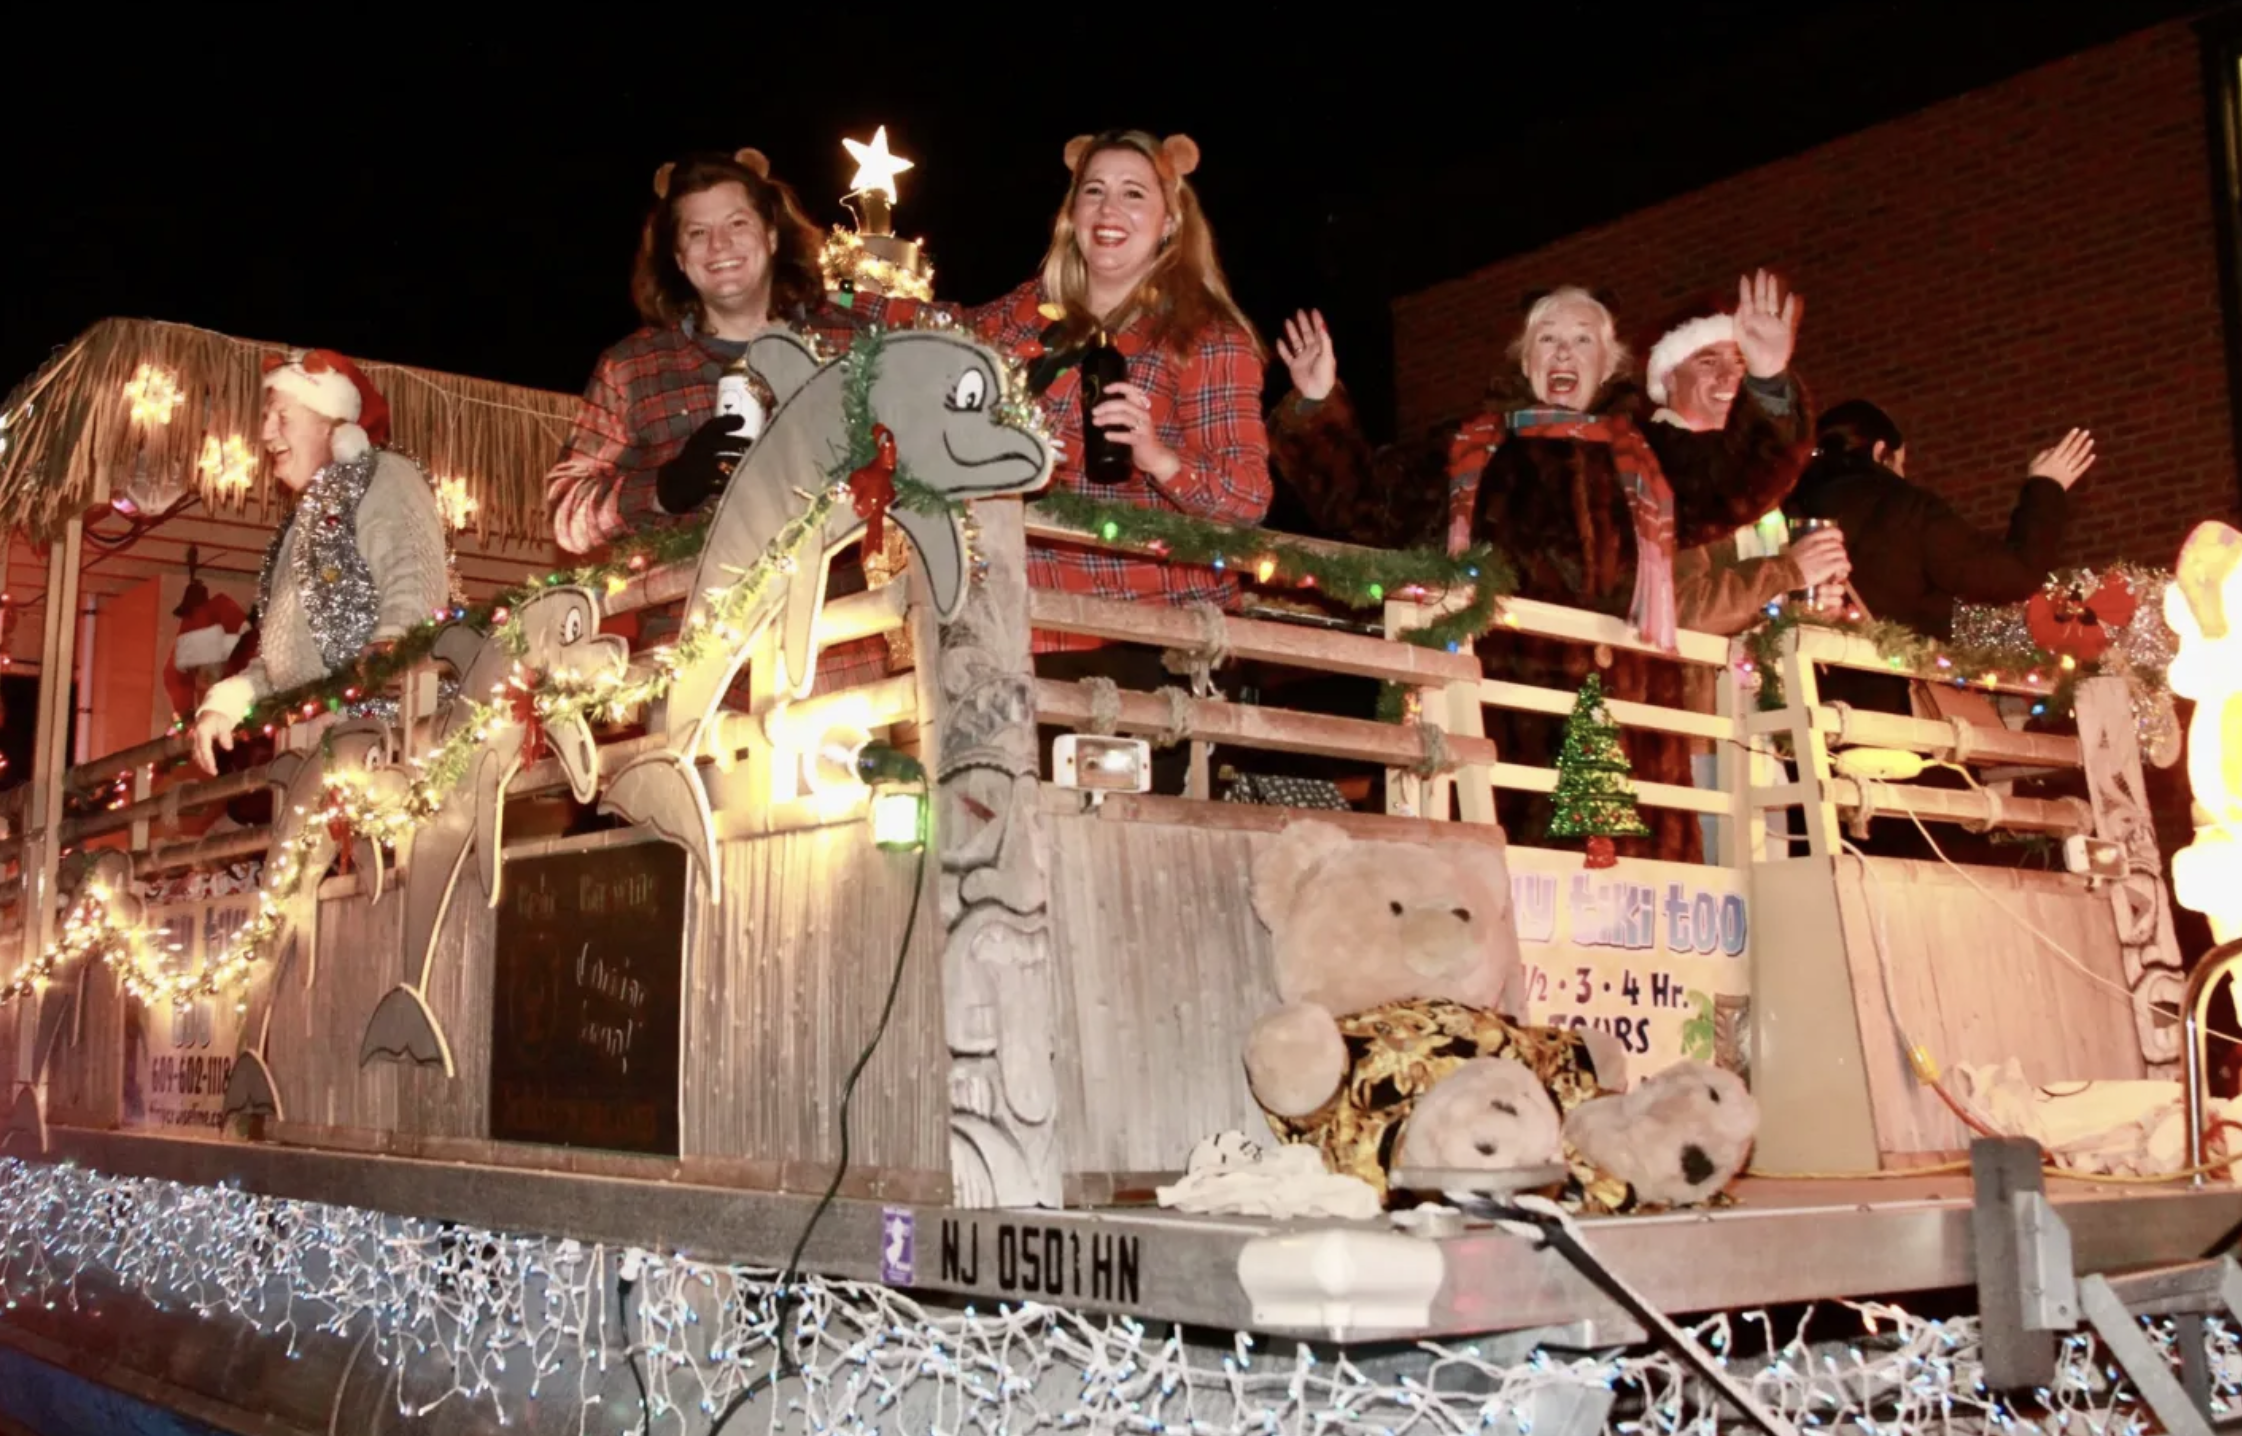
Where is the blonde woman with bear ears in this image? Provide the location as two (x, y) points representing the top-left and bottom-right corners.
(879, 130), (1272, 791)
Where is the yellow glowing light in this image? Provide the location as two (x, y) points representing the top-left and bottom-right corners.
(2059, 654), (2078, 672)
(2167, 524), (2242, 942)
(1255, 557), (1277, 584)
(197, 435), (256, 496)
(123, 364), (185, 425)
(842, 126), (914, 201)
(434, 474), (478, 531)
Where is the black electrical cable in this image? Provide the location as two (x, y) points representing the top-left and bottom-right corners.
(618, 1268), (651, 1435)
(708, 838), (930, 1436)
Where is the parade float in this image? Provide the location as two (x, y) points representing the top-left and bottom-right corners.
(2, 134), (2242, 1436)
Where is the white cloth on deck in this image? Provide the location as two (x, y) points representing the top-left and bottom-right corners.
(1156, 1131), (1382, 1220)
(1953, 1058), (2242, 1177)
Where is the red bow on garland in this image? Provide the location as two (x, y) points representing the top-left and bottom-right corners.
(2026, 573), (2138, 663)
(325, 802), (355, 875)
(506, 668), (549, 767)
(849, 423), (899, 554)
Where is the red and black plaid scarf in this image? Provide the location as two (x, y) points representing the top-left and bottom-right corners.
(1446, 408), (1679, 652)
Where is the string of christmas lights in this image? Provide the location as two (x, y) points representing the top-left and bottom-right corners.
(1743, 563), (2179, 747)
(4, 451), (858, 1012)
(0, 1158), (2231, 1434)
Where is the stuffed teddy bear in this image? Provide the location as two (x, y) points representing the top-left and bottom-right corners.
(1245, 818), (1758, 1213)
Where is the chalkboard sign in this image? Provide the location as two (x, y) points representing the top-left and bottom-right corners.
(488, 842), (686, 1155)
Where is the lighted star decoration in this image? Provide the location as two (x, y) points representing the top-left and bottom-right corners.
(433, 474), (478, 531)
(123, 363), (185, 425)
(842, 126), (914, 201)
(197, 434), (256, 498)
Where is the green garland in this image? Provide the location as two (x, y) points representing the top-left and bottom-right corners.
(1031, 488), (1513, 652)
(1743, 606), (2076, 716)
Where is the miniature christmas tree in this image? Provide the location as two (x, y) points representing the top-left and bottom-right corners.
(1546, 672), (1649, 868)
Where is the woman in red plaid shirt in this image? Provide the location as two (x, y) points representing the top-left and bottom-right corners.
(924, 131), (1272, 788)
(545, 147), (887, 688)
(981, 131), (1272, 635)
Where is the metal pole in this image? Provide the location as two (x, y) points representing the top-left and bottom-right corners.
(2183, 938), (2242, 1185)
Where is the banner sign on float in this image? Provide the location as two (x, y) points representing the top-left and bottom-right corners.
(1504, 847), (1752, 1080)
(122, 900), (251, 1131)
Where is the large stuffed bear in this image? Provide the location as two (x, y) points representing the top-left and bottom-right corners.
(1245, 819), (1758, 1213)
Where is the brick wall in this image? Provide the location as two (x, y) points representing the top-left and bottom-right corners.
(1391, 21), (2239, 570)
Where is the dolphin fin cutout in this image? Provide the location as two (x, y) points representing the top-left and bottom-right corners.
(778, 546), (839, 702)
(222, 1050), (284, 1122)
(475, 749), (515, 911)
(359, 985), (456, 1076)
(2, 1085), (46, 1156)
(892, 504), (969, 620)
(600, 752), (719, 905)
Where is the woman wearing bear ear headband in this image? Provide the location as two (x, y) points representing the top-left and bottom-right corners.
(875, 130), (1272, 790)
(544, 146), (896, 689)
(547, 147), (874, 555)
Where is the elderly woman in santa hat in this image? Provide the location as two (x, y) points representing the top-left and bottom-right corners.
(189, 349), (450, 776)
(1271, 274), (1810, 863)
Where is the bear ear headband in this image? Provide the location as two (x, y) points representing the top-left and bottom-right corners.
(1062, 133), (1200, 178)
(652, 148), (770, 198)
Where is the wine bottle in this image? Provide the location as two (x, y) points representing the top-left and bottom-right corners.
(1079, 330), (1132, 485)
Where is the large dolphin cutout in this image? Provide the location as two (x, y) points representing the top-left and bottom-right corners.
(654, 327), (1053, 774)
(224, 718), (402, 1122)
(360, 588), (626, 1075)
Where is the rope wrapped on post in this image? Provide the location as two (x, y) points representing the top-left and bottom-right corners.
(1413, 722), (1457, 780)
(1082, 677), (1123, 737)
(1160, 601), (1234, 699)
(1154, 686), (1195, 750)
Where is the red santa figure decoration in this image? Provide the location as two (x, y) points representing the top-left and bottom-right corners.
(164, 572), (252, 724)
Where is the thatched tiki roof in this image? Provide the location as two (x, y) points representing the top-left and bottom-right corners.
(0, 319), (578, 544)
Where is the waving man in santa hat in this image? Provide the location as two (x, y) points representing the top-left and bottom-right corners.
(189, 349), (450, 775)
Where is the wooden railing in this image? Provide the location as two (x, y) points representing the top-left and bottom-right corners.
(0, 510), (2127, 900)
(0, 496), (2174, 1202)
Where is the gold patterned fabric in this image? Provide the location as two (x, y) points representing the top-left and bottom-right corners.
(1258, 997), (1634, 1214)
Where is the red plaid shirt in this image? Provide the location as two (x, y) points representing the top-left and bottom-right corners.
(546, 308), (864, 554)
(879, 282), (1272, 653)
(545, 305), (886, 687)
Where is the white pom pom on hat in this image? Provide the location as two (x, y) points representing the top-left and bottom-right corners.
(1644, 314), (1737, 405)
(260, 349), (391, 461)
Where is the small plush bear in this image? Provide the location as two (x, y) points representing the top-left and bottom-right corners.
(1395, 1056), (1564, 1173)
(1245, 819), (1757, 1213)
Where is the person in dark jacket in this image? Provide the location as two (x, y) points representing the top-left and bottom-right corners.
(1786, 400), (2095, 639)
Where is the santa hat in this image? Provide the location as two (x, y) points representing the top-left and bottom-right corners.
(1644, 313), (1736, 405)
(260, 348), (390, 462)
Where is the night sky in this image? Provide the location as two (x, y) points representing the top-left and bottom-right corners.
(1, 5), (2201, 481)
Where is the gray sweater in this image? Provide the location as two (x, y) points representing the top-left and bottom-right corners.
(200, 450), (450, 723)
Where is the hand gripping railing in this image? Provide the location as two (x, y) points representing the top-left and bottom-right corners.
(2182, 937), (2242, 1185)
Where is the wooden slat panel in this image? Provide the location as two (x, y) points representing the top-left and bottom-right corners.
(1036, 678), (1499, 768)
(44, 964), (122, 1129)
(1478, 678), (1735, 741)
(1045, 812), (1281, 1175)
(1830, 856), (2146, 1161)
(1490, 761), (1731, 815)
(267, 886), (405, 1135)
(1029, 589), (1481, 687)
(681, 824), (946, 1175)
(404, 879), (494, 1141)
(1482, 597), (1733, 667)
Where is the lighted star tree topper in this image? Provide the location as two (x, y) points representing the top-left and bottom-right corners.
(1546, 672), (1650, 868)
(823, 126), (934, 303)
